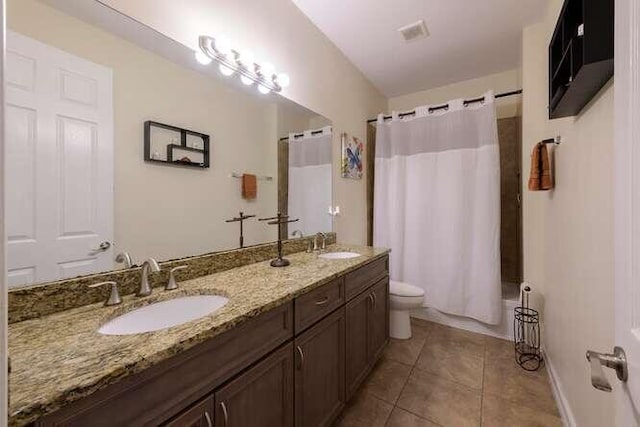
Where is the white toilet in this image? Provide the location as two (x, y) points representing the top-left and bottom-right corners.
(389, 280), (425, 339)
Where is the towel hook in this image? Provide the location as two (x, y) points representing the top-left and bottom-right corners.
(542, 136), (561, 145)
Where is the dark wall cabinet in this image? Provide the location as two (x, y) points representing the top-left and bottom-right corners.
(36, 256), (389, 427)
(549, 0), (614, 119)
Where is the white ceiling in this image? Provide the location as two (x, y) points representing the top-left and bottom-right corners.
(293, 0), (547, 97)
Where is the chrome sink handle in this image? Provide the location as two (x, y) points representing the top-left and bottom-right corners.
(166, 265), (187, 291)
(89, 281), (122, 306)
(137, 258), (160, 297)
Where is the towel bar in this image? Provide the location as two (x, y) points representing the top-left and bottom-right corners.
(542, 136), (561, 145)
(230, 172), (273, 181)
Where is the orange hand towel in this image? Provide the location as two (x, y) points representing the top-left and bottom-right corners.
(242, 174), (257, 199)
(528, 142), (553, 191)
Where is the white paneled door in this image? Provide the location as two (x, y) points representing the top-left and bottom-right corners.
(6, 31), (113, 287)
(614, 0), (640, 424)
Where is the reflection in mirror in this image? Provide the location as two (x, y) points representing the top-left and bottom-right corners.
(5, 0), (332, 288)
(279, 126), (333, 239)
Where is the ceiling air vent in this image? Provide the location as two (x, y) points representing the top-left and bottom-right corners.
(397, 20), (429, 42)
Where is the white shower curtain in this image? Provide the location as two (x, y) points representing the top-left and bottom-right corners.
(288, 126), (332, 237)
(374, 92), (501, 324)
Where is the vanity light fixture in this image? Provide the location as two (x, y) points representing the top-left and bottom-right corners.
(194, 50), (212, 65)
(196, 35), (290, 94)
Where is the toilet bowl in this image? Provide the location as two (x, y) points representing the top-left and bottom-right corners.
(389, 280), (425, 339)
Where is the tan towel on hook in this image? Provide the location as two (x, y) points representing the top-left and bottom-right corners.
(242, 174), (257, 199)
(528, 142), (553, 191)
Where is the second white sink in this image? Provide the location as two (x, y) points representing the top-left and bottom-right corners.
(98, 295), (228, 335)
(319, 251), (361, 260)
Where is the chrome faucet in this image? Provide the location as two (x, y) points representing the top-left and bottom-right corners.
(291, 229), (304, 239)
(115, 251), (133, 268)
(314, 232), (328, 252)
(137, 258), (160, 297)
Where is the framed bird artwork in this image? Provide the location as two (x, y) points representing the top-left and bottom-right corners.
(341, 133), (363, 179)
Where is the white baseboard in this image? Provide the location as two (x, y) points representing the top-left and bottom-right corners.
(543, 349), (577, 427)
(410, 298), (518, 341)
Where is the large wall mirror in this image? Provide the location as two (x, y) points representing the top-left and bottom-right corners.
(6, 0), (334, 288)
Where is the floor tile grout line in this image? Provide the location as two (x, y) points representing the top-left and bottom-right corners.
(394, 363), (445, 427)
(411, 327), (485, 392)
(385, 321), (560, 426)
(390, 326), (447, 427)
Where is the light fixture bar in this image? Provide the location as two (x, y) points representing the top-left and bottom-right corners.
(197, 35), (289, 93)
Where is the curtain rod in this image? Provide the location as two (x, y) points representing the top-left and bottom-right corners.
(279, 129), (325, 142)
(366, 89), (523, 124)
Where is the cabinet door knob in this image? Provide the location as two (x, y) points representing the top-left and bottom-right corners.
(368, 293), (374, 306)
(372, 291), (377, 309)
(204, 410), (213, 427)
(296, 345), (305, 369)
(220, 401), (229, 426)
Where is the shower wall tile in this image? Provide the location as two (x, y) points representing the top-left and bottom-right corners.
(498, 116), (522, 284)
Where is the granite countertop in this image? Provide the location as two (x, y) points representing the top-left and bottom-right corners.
(8, 244), (389, 426)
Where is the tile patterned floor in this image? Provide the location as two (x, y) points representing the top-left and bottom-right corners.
(336, 318), (562, 427)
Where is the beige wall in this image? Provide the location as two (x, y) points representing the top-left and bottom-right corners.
(521, 0), (615, 424)
(97, 0), (388, 246)
(8, 0), (287, 263)
(388, 69), (522, 119)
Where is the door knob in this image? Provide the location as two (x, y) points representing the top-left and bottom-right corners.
(90, 241), (111, 252)
(586, 346), (628, 392)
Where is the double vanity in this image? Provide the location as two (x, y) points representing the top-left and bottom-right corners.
(5, 2), (382, 425)
(8, 245), (390, 426)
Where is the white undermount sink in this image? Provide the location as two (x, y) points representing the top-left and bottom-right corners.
(98, 295), (228, 335)
(319, 251), (361, 260)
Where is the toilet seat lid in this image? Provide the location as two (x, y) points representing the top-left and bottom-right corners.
(389, 280), (424, 297)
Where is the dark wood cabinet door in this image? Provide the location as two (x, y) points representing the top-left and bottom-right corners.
(164, 395), (215, 427)
(345, 289), (371, 399)
(294, 308), (345, 427)
(368, 278), (389, 362)
(214, 343), (294, 427)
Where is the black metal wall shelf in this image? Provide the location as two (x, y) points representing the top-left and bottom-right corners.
(144, 121), (210, 168)
(548, 0), (613, 119)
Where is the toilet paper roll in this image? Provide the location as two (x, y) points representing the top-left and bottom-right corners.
(520, 281), (543, 316)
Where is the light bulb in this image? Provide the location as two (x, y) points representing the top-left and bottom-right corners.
(258, 84), (271, 94)
(219, 63), (234, 76)
(239, 50), (255, 67)
(241, 75), (253, 85)
(213, 36), (232, 55)
(277, 73), (290, 88)
(195, 50), (212, 65)
(260, 62), (275, 78)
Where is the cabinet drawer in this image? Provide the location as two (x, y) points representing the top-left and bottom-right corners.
(295, 277), (344, 332)
(345, 256), (388, 300)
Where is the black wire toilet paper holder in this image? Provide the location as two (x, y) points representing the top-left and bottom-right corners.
(513, 287), (543, 371)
